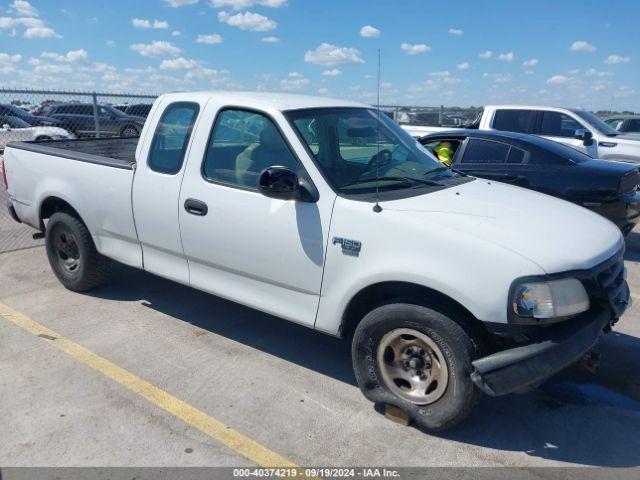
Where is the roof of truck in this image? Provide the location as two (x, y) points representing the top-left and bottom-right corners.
(161, 91), (369, 111)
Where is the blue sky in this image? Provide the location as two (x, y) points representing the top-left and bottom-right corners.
(1, 0), (638, 110)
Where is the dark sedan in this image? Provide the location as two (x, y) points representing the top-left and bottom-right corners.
(43, 103), (145, 138)
(421, 130), (640, 234)
(0, 103), (60, 127)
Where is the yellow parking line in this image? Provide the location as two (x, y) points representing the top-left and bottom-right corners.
(0, 302), (297, 468)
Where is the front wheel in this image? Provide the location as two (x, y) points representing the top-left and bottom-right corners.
(45, 212), (110, 292)
(351, 303), (482, 431)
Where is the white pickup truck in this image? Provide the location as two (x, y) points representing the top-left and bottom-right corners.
(2, 92), (631, 431)
(404, 105), (640, 162)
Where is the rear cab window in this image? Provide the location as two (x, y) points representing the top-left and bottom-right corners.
(147, 102), (200, 175)
(492, 109), (535, 133)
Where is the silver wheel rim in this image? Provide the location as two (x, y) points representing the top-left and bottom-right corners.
(53, 225), (80, 275)
(377, 328), (449, 405)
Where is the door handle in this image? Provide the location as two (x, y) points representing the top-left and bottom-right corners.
(184, 198), (208, 216)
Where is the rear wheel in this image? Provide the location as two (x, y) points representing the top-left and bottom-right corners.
(352, 303), (482, 431)
(45, 212), (110, 291)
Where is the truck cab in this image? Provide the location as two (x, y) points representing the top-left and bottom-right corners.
(479, 105), (640, 163)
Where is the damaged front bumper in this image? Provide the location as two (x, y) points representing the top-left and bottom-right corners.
(471, 308), (615, 396)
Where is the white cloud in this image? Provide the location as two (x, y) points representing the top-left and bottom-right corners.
(9, 0), (37, 16)
(605, 54), (630, 64)
(304, 43), (364, 66)
(585, 68), (613, 77)
(159, 57), (203, 70)
(130, 40), (181, 58)
(288, 71), (302, 77)
(569, 40), (596, 52)
(24, 27), (59, 38)
(197, 33), (223, 44)
(42, 49), (89, 63)
(497, 52), (514, 61)
(547, 74), (568, 85)
(210, 0), (287, 9)
(400, 43), (430, 55)
(106, 40), (116, 47)
(132, 18), (169, 29)
(172, 30), (181, 36)
(280, 77), (309, 90)
(0, 53), (21, 63)
(429, 70), (450, 77)
(322, 68), (341, 76)
(448, 28), (463, 36)
(218, 11), (276, 31)
(164, 0), (198, 6)
(524, 70), (534, 75)
(318, 87), (329, 95)
(478, 50), (492, 58)
(523, 58), (539, 67)
(359, 25), (380, 38)
(457, 62), (469, 70)
(261, 36), (279, 43)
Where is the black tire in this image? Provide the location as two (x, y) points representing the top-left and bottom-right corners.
(120, 125), (139, 137)
(45, 211), (110, 292)
(352, 303), (482, 431)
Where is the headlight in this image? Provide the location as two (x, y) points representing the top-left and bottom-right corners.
(512, 278), (589, 321)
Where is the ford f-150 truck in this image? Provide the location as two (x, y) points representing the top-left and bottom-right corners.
(404, 105), (640, 163)
(2, 92), (631, 431)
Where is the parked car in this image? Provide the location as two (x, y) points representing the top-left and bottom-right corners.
(43, 103), (145, 138)
(0, 116), (74, 152)
(605, 115), (640, 135)
(0, 103), (61, 127)
(421, 130), (640, 234)
(121, 104), (153, 118)
(404, 105), (640, 163)
(3, 92), (629, 431)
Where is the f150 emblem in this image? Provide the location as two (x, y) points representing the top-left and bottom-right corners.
(332, 237), (362, 256)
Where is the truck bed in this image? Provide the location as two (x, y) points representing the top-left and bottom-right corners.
(7, 137), (138, 170)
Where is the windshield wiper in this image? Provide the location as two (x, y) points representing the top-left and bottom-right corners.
(423, 166), (467, 178)
(342, 176), (443, 188)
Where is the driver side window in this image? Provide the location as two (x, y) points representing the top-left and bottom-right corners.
(203, 109), (299, 189)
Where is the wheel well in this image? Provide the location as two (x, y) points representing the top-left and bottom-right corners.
(340, 281), (487, 342)
(39, 197), (82, 230)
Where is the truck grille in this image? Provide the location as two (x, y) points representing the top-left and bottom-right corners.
(588, 250), (630, 318)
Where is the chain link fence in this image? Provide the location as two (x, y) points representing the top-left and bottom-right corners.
(0, 88), (158, 153)
(380, 105), (484, 128)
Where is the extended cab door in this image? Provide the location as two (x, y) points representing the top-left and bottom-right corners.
(178, 104), (335, 326)
(132, 97), (206, 284)
(534, 110), (598, 157)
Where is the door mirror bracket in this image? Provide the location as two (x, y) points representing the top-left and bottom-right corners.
(574, 129), (594, 146)
(258, 166), (318, 202)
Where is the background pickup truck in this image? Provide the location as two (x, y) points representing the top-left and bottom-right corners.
(2, 91), (631, 431)
(403, 105), (640, 163)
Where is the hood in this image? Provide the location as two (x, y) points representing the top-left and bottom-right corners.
(612, 134), (640, 145)
(383, 179), (623, 274)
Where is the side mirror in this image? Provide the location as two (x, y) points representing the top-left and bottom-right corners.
(574, 129), (594, 146)
(258, 166), (301, 200)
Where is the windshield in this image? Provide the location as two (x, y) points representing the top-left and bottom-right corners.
(286, 107), (455, 192)
(572, 110), (620, 136)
